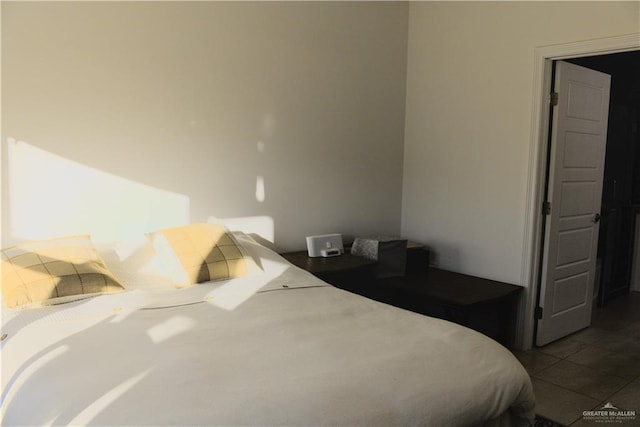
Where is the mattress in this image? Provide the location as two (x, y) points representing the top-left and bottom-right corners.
(1, 235), (535, 426)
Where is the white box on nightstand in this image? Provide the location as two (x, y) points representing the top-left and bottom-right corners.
(306, 234), (344, 257)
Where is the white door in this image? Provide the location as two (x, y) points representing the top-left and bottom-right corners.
(536, 61), (611, 346)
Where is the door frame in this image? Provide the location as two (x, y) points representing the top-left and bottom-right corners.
(519, 33), (640, 350)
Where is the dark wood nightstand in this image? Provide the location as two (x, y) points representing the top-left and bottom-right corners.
(281, 251), (378, 292)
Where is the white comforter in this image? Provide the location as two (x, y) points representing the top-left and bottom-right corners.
(1, 239), (534, 426)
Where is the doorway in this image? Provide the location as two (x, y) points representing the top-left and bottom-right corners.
(565, 52), (640, 307)
(535, 52), (640, 346)
(535, 60), (611, 346)
(520, 34), (640, 351)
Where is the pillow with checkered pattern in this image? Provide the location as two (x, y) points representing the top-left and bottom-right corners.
(1, 235), (125, 309)
(149, 223), (257, 287)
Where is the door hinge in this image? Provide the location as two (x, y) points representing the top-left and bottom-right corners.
(535, 307), (543, 319)
(550, 92), (559, 106)
(542, 201), (551, 215)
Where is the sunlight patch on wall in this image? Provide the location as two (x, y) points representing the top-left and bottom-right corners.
(255, 140), (266, 203)
(209, 215), (275, 243)
(5, 138), (190, 245)
(255, 176), (266, 202)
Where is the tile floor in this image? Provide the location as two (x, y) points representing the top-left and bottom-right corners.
(513, 291), (640, 426)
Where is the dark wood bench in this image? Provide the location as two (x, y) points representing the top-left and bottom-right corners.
(375, 268), (522, 348)
(282, 247), (522, 348)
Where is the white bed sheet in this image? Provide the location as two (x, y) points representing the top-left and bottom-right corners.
(1, 238), (535, 426)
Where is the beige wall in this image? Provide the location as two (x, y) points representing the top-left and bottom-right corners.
(1, 1), (408, 250)
(4, 0), (638, 279)
(402, 1), (639, 284)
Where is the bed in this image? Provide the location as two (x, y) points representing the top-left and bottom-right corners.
(1, 225), (535, 426)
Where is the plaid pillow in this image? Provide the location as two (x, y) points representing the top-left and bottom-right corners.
(151, 223), (250, 287)
(1, 235), (124, 309)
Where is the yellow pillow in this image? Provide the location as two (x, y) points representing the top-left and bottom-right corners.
(151, 223), (251, 287)
(1, 235), (125, 309)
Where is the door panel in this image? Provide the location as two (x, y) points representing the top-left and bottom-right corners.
(559, 181), (597, 215)
(553, 273), (589, 313)
(567, 82), (605, 120)
(536, 61), (611, 346)
(564, 133), (600, 167)
(556, 229), (593, 265)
